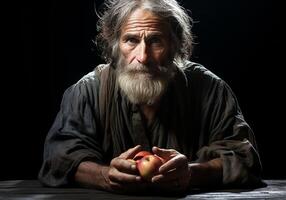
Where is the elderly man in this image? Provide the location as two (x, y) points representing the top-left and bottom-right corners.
(38, 0), (263, 194)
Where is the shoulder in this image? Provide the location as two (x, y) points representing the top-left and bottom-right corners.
(180, 61), (238, 102)
(76, 64), (108, 85)
(62, 64), (109, 102)
(180, 61), (226, 93)
(182, 61), (237, 102)
(182, 61), (222, 83)
(73, 64), (110, 90)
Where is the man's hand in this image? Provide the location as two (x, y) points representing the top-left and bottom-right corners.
(150, 146), (223, 192)
(75, 145), (223, 194)
(151, 146), (191, 192)
(107, 145), (149, 192)
(75, 145), (151, 194)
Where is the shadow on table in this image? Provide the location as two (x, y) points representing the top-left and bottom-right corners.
(0, 179), (270, 200)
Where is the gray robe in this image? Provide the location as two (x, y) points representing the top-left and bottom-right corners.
(38, 61), (263, 188)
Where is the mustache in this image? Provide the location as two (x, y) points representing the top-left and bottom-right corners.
(123, 63), (169, 75)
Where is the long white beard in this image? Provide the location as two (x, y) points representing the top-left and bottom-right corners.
(117, 61), (176, 105)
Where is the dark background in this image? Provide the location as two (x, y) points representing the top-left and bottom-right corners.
(6, 0), (284, 181)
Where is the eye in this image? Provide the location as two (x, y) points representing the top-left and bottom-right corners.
(148, 36), (163, 47)
(126, 37), (140, 45)
(149, 37), (161, 44)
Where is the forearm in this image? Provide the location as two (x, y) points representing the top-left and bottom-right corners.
(74, 161), (111, 191)
(189, 158), (223, 188)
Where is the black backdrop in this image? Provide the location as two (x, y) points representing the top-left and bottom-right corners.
(9, 0), (284, 181)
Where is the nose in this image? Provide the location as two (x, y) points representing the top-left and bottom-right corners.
(136, 41), (148, 64)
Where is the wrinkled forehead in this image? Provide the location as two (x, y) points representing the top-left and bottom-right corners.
(121, 8), (170, 35)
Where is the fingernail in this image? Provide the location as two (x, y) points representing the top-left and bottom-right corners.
(152, 175), (162, 182)
(131, 165), (137, 170)
(136, 176), (141, 181)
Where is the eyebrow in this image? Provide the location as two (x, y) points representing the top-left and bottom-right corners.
(121, 32), (164, 40)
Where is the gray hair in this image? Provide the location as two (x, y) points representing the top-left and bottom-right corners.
(96, 0), (193, 66)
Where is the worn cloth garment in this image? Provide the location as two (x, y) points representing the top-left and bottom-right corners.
(38, 61), (263, 188)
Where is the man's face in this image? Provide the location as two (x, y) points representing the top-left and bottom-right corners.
(116, 9), (175, 105)
(119, 8), (171, 68)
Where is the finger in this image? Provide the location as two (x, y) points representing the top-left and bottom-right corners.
(152, 164), (187, 183)
(109, 167), (141, 183)
(110, 157), (138, 174)
(119, 145), (142, 159)
(109, 180), (124, 191)
(159, 154), (188, 174)
(152, 146), (177, 161)
(152, 169), (176, 183)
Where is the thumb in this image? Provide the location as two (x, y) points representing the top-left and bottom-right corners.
(120, 145), (142, 159)
(152, 146), (175, 161)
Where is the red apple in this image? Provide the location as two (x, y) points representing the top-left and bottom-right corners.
(135, 153), (164, 181)
(133, 151), (152, 161)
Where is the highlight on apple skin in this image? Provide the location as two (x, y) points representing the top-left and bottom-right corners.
(131, 151), (165, 181)
(133, 151), (152, 161)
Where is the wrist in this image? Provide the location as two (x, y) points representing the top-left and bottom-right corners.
(188, 158), (223, 187)
(74, 161), (111, 190)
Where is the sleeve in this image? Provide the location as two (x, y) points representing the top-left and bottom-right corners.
(38, 76), (104, 187)
(195, 78), (263, 188)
